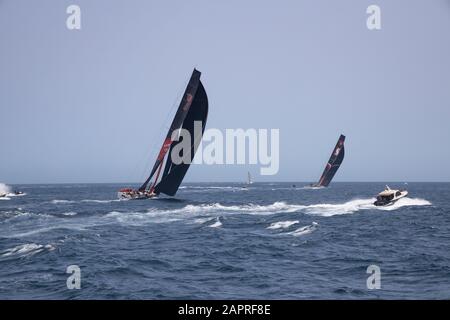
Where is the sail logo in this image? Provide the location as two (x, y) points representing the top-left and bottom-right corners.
(157, 138), (172, 161)
(334, 147), (340, 156)
(169, 121), (280, 175)
(183, 94), (193, 111)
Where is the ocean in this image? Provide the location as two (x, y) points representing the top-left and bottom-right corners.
(0, 182), (448, 299)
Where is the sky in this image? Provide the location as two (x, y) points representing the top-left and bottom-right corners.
(1, 0), (450, 184)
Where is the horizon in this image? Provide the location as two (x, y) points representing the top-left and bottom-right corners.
(3, 180), (449, 186)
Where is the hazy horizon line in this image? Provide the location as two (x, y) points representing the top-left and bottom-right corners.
(3, 181), (450, 186)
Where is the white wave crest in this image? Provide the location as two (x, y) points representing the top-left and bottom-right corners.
(51, 200), (75, 204)
(209, 217), (222, 228)
(267, 220), (299, 229)
(61, 211), (78, 216)
(193, 217), (216, 224)
(81, 199), (120, 203)
(178, 202), (305, 215)
(287, 222), (318, 237)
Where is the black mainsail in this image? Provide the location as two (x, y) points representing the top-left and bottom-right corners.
(154, 81), (208, 195)
(138, 69), (208, 196)
(314, 134), (345, 187)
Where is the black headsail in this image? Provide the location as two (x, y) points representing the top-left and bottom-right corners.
(315, 134), (345, 187)
(138, 69), (207, 195)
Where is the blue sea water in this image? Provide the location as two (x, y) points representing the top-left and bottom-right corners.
(0, 182), (449, 299)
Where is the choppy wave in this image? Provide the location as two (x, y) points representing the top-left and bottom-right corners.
(267, 220), (299, 229)
(7, 224), (90, 238)
(1, 243), (55, 258)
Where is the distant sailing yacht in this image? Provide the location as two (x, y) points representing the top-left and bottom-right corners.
(118, 69), (208, 199)
(310, 134), (345, 187)
(241, 172), (253, 189)
(247, 172), (253, 185)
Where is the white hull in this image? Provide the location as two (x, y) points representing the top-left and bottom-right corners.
(374, 189), (408, 206)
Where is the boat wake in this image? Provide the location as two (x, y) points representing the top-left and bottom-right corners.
(304, 197), (431, 216)
(104, 197), (432, 226)
(376, 197), (431, 211)
(301, 186), (325, 190)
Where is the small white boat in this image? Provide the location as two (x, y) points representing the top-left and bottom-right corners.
(374, 185), (408, 206)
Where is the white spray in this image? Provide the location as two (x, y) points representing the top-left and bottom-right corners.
(0, 183), (11, 195)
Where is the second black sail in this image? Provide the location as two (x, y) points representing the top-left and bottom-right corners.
(313, 134), (346, 187)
